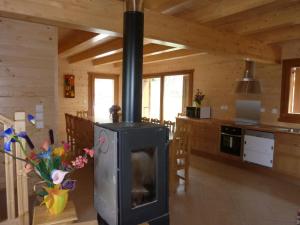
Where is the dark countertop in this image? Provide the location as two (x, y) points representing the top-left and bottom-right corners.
(177, 117), (300, 135)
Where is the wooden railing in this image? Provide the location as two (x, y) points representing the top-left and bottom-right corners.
(0, 112), (29, 225)
(65, 114), (94, 156)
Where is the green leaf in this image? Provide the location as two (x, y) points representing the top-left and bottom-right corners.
(36, 189), (48, 197)
(36, 160), (51, 182)
(52, 156), (61, 170)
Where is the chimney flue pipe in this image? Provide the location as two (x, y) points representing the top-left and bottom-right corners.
(122, 0), (144, 122)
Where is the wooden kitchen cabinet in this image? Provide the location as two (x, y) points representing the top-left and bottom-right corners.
(176, 118), (220, 155)
(274, 133), (300, 179)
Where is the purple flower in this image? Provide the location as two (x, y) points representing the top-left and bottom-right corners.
(194, 89), (205, 105)
(61, 180), (76, 191)
(0, 127), (28, 152)
(27, 114), (35, 125)
(109, 105), (121, 114)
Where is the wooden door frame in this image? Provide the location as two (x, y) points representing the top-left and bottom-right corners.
(88, 72), (119, 119)
(143, 70), (194, 122)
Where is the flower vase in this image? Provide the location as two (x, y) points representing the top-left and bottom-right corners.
(112, 112), (119, 123)
(43, 187), (69, 215)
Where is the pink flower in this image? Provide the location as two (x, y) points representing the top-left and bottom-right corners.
(24, 163), (33, 174)
(99, 136), (106, 144)
(41, 140), (49, 151)
(83, 148), (94, 158)
(62, 141), (70, 152)
(71, 155), (88, 169)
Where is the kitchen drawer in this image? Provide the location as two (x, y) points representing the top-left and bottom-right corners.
(244, 150), (273, 167)
(244, 135), (274, 153)
(243, 132), (274, 168)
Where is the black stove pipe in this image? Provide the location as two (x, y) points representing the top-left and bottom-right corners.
(122, 0), (144, 123)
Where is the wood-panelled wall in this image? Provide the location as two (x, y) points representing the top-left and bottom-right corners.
(143, 41), (300, 129)
(0, 17), (58, 141)
(0, 17), (57, 192)
(58, 59), (121, 140)
(58, 40), (300, 138)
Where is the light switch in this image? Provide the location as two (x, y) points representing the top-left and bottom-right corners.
(35, 112), (43, 120)
(36, 104), (44, 113)
(260, 108), (265, 112)
(271, 108), (278, 114)
(36, 121), (44, 129)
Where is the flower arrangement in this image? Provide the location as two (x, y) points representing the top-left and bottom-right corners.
(194, 89), (205, 107)
(109, 105), (121, 123)
(0, 114), (94, 215)
(109, 105), (121, 114)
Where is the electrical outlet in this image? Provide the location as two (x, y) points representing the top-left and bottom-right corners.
(36, 121), (44, 129)
(271, 108), (278, 114)
(35, 112), (43, 120)
(36, 104), (43, 113)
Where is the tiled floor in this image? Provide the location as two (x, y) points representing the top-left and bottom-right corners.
(171, 156), (300, 225)
(71, 156), (300, 225)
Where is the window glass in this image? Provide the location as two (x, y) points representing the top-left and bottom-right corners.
(94, 78), (115, 123)
(163, 75), (184, 122)
(142, 78), (161, 119)
(288, 67), (300, 114)
(131, 147), (156, 208)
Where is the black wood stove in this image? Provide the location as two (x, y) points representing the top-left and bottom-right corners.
(94, 1), (170, 225)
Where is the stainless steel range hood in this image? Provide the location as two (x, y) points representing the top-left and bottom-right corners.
(235, 60), (261, 94)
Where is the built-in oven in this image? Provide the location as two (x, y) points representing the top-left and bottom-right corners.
(220, 126), (242, 156)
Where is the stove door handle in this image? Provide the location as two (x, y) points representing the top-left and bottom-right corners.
(221, 133), (242, 138)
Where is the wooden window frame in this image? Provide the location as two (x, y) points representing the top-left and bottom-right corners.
(88, 72), (119, 119)
(279, 58), (300, 123)
(143, 70), (194, 122)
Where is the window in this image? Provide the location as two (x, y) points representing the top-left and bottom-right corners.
(88, 73), (119, 123)
(142, 70), (193, 122)
(279, 58), (300, 123)
(142, 78), (161, 119)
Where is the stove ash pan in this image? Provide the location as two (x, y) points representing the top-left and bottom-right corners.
(94, 123), (170, 225)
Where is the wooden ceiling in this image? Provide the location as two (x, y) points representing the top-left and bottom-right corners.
(58, 0), (300, 66)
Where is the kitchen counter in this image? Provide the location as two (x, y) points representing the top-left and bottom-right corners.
(176, 116), (300, 182)
(177, 116), (300, 135)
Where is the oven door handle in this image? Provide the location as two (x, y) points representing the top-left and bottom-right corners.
(221, 133), (242, 138)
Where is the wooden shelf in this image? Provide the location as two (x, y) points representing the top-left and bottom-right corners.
(33, 201), (78, 225)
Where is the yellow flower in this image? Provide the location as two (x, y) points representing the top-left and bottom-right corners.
(52, 147), (65, 157)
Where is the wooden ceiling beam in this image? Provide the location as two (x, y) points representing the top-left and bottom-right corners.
(249, 25), (300, 44)
(216, 2), (300, 35)
(58, 30), (98, 54)
(151, 0), (189, 12)
(143, 49), (203, 63)
(92, 43), (174, 65)
(177, 0), (277, 23)
(144, 0), (175, 10)
(93, 52), (123, 66)
(114, 49), (204, 67)
(0, 0), (280, 63)
(67, 38), (123, 63)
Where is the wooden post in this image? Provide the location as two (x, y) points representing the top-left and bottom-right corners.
(14, 112), (29, 225)
(4, 121), (16, 220)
